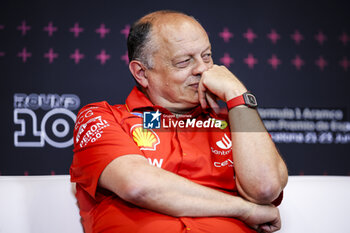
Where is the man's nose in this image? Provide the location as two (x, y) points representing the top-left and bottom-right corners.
(192, 59), (209, 76)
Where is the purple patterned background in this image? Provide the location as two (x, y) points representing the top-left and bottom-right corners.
(1, 0), (349, 175)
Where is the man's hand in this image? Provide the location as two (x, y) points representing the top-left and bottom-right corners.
(198, 63), (288, 207)
(242, 203), (281, 233)
(198, 64), (247, 110)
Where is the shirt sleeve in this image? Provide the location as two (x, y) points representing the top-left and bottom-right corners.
(70, 102), (143, 199)
(272, 191), (283, 206)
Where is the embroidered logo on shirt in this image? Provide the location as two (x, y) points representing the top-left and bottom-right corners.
(77, 116), (110, 148)
(211, 133), (232, 156)
(214, 159), (234, 168)
(216, 133), (232, 149)
(131, 124), (160, 150)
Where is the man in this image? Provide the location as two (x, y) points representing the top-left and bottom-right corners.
(70, 10), (288, 233)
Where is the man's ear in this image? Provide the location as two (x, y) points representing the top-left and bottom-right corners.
(129, 60), (149, 88)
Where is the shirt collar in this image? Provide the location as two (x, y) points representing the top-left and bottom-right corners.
(125, 86), (154, 111)
(125, 86), (220, 118)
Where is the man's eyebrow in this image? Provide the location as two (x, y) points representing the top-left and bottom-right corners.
(172, 45), (212, 61)
(171, 53), (191, 63)
(202, 45), (212, 52)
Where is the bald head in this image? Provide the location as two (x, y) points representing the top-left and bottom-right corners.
(138, 10), (198, 27)
(127, 10), (206, 68)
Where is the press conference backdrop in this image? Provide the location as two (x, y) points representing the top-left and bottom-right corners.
(1, 0), (349, 176)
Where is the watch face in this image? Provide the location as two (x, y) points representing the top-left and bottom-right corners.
(247, 95), (256, 104)
(244, 93), (258, 107)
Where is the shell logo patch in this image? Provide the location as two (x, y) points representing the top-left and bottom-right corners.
(130, 124), (160, 151)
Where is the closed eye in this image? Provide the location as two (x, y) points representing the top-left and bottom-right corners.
(176, 58), (191, 68)
(202, 53), (212, 62)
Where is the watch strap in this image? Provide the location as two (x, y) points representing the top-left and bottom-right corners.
(226, 92), (257, 110)
(226, 95), (245, 110)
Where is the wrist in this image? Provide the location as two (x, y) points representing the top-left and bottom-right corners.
(226, 92), (258, 110)
(224, 88), (247, 102)
(236, 197), (254, 221)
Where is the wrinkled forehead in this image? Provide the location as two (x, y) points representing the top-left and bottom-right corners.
(137, 12), (210, 61)
(152, 16), (209, 51)
(156, 15), (206, 37)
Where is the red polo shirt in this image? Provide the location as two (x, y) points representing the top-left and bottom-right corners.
(70, 87), (269, 233)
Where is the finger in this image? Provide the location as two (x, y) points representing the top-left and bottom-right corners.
(248, 224), (259, 231)
(259, 224), (277, 233)
(206, 92), (220, 114)
(259, 221), (281, 233)
(197, 80), (208, 109)
(270, 212), (281, 231)
(259, 224), (271, 233)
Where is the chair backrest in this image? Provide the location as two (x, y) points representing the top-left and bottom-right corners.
(0, 175), (83, 233)
(0, 175), (349, 233)
(279, 176), (350, 233)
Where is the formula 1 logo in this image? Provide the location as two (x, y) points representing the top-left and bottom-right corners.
(13, 93), (80, 148)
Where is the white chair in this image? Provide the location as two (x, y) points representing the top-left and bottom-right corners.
(0, 175), (349, 233)
(0, 175), (83, 233)
(279, 176), (350, 233)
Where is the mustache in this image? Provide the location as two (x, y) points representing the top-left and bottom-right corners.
(187, 75), (201, 85)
